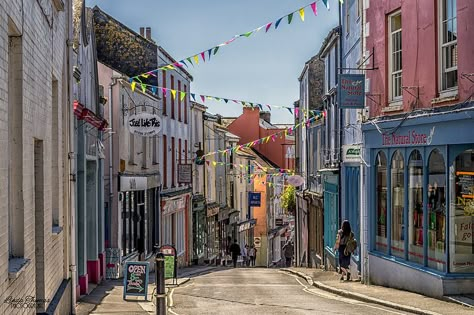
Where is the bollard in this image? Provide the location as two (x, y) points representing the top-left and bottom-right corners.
(155, 253), (167, 315)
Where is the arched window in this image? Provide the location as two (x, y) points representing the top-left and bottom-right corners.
(450, 149), (474, 273)
(391, 150), (405, 258)
(427, 149), (446, 271)
(408, 150), (424, 264)
(376, 152), (388, 253)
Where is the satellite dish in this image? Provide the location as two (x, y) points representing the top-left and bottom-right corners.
(287, 175), (305, 187)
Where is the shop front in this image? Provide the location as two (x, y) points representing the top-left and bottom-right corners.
(238, 218), (257, 251)
(295, 192), (309, 266)
(206, 202), (220, 264)
(363, 107), (474, 297)
(161, 192), (191, 267)
(308, 193), (324, 268)
(192, 194), (206, 264)
(321, 170), (340, 270)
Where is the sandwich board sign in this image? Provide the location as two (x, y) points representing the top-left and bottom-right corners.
(123, 261), (149, 300)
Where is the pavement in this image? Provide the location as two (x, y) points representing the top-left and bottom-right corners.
(76, 264), (216, 315)
(283, 267), (474, 315)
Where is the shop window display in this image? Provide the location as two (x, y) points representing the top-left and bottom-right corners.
(376, 152), (388, 252)
(408, 150), (424, 264)
(450, 149), (474, 273)
(427, 150), (446, 271)
(391, 150), (405, 258)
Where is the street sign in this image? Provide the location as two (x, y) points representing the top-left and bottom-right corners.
(123, 261), (149, 300)
(254, 237), (261, 248)
(248, 192), (261, 207)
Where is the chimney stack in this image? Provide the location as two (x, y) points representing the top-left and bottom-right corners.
(260, 111), (271, 124)
(139, 27), (145, 37)
(146, 27), (151, 40)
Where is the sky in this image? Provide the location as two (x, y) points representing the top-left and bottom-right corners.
(85, 0), (339, 124)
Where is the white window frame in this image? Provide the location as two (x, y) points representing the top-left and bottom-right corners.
(438, 0), (458, 95)
(388, 11), (402, 103)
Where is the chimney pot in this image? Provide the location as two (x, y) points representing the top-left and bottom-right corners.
(146, 27), (151, 40)
(139, 27), (145, 37)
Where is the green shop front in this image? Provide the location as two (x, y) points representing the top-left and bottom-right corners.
(363, 106), (474, 297)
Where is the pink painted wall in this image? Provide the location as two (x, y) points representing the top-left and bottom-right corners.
(227, 108), (295, 169)
(366, 0), (474, 117)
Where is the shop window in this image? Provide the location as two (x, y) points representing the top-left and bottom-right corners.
(428, 149), (447, 271)
(391, 150), (405, 258)
(408, 150), (424, 265)
(450, 149), (474, 273)
(375, 151), (388, 253)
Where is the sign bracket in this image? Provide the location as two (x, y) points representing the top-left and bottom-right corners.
(338, 47), (379, 71)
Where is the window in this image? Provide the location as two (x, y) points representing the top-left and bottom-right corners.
(152, 136), (158, 164)
(142, 137), (147, 168)
(449, 149), (473, 273)
(162, 72), (167, 115)
(427, 149), (446, 271)
(391, 150), (405, 258)
(376, 151), (388, 253)
(440, 0), (458, 91)
(172, 137), (176, 187)
(52, 78), (60, 227)
(408, 150), (424, 264)
(129, 132), (135, 164)
(163, 135), (167, 188)
(345, 1), (350, 35)
(388, 12), (402, 101)
(176, 210), (185, 254)
(171, 75), (175, 119)
(184, 140), (188, 164)
(357, 0), (362, 18)
(178, 80), (182, 121)
(184, 84), (188, 124)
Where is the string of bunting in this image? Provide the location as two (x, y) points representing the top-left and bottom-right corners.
(131, 0), (341, 81)
(199, 115), (321, 161)
(130, 81), (318, 116)
(202, 159), (295, 175)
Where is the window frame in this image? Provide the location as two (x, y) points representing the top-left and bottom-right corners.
(388, 11), (403, 103)
(438, 0), (458, 94)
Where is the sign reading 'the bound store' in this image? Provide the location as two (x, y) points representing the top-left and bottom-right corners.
(128, 112), (162, 137)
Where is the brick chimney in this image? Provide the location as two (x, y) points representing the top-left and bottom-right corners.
(260, 111), (271, 124)
(139, 27), (145, 37)
(146, 27), (151, 40)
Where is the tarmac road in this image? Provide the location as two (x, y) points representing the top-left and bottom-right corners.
(168, 268), (417, 315)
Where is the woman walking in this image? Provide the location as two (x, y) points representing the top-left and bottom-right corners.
(334, 220), (354, 281)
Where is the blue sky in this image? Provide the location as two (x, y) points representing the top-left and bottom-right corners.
(85, 0), (339, 123)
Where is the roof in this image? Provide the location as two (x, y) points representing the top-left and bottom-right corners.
(317, 26), (341, 58)
(158, 46), (193, 81)
(298, 54), (320, 81)
(191, 101), (207, 111)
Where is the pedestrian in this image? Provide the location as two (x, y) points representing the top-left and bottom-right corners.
(282, 239), (294, 267)
(334, 220), (356, 281)
(248, 245), (256, 267)
(229, 239), (241, 268)
(242, 244), (249, 267)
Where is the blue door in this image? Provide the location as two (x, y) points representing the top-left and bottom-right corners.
(323, 174), (339, 264)
(345, 166), (360, 270)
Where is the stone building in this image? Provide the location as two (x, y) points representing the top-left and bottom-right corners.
(0, 0), (74, 313)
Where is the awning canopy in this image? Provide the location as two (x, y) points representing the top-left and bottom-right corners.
(74, 100), (108, 131)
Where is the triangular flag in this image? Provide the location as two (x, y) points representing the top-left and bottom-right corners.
(194, 55), (199, 65)
(266, 105), (272, 111)
(295, 108), (299, 117)
(180, 91), (186, 101)
(311, 2), (317, 15)
(275, 18), (283, 29)
(191, 93), (196, 101)
(208, 49), (212, 60)
(287, 107), (293, 114)
(213, 46), (220, 55)
(265, 23), (272, 32)
(224, 99), (229, 103)
(141, 84), (146, 93)
(212, 161), (217, 166)
(288, 13), (294, 24)
(299, 8), (305, 21)
(129, 78), (134, 83)
(322, 0), (329, 9)
(242, 31), (253, 37)
(171, 89), (177, 100)
(131, 81), (136, 92)
(200, 52), (206, 62)
(201, 95), (206, 103)
(180, 60), (188, 68)
(258, 104), (263, 111)
(165, 65), (175, 70)
(187, 57), (194, 66)
(151, 87), (157, 95)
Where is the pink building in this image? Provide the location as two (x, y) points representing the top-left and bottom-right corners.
(226, 108), (295, 170)
(362, 0), (474, 297)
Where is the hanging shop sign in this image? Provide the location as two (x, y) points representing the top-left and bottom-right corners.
(248, 192), (262, 207)
(254, 237), (262, 248)
(122, 261), (149, 300)
(342, 145), (361, 162)
(338, 74), (365, 109)
(178, 164), (192, 184)
(127, 112), (162, 137)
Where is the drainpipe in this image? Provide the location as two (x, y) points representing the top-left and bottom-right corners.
(66, 2), (77, 313)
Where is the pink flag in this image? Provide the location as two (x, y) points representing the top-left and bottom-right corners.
(265, 23), (272, 32)
(311, 2), (317, 16)
(200, 52), (206, 62)
(161, 87), (167, 96)
(201, 95), (206, 103)
(266, 104), (272, 111)
(295, 107), (299, 117)
(271, 135), (276, 142)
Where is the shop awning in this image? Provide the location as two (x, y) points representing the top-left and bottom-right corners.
(238, 219), (257, 232)
(268, 224), (289, 239)
(74, 100), (108, 131)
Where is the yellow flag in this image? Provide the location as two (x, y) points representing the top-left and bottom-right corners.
(171, 89), (177, 100)
(299, 8), (305, 21)
(194, 55), (199, 65)
(131, 81), (136, 92)
(212, 161), (217, 166)
(180, 91), (186, 101)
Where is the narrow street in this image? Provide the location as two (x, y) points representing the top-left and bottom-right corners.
(169, 268), (415, 315)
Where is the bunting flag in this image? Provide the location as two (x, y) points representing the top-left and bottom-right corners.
(131, 83), (322, 117)
(130, 1), (328, 81)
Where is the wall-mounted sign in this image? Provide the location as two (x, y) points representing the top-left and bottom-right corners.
(254, 237), (261, 248)
(178, 164), (192, 184)
(382, 127), (435, 147)
(342, 145), (361, 162)
(120, 176), (147, 191)
(275, 218), (284, 226)
(339, 74), (365, 109)
(162, 195), (187, 216)
(249, 192), (261, 207)
(128, 112), (162, 137)
(122, 262), (149, 300)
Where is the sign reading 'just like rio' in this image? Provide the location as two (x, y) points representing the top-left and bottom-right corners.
(128, 112), (162, 137)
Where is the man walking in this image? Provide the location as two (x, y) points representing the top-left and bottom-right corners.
(282, 240), (294, 267)
(229, 240), (241, 268)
